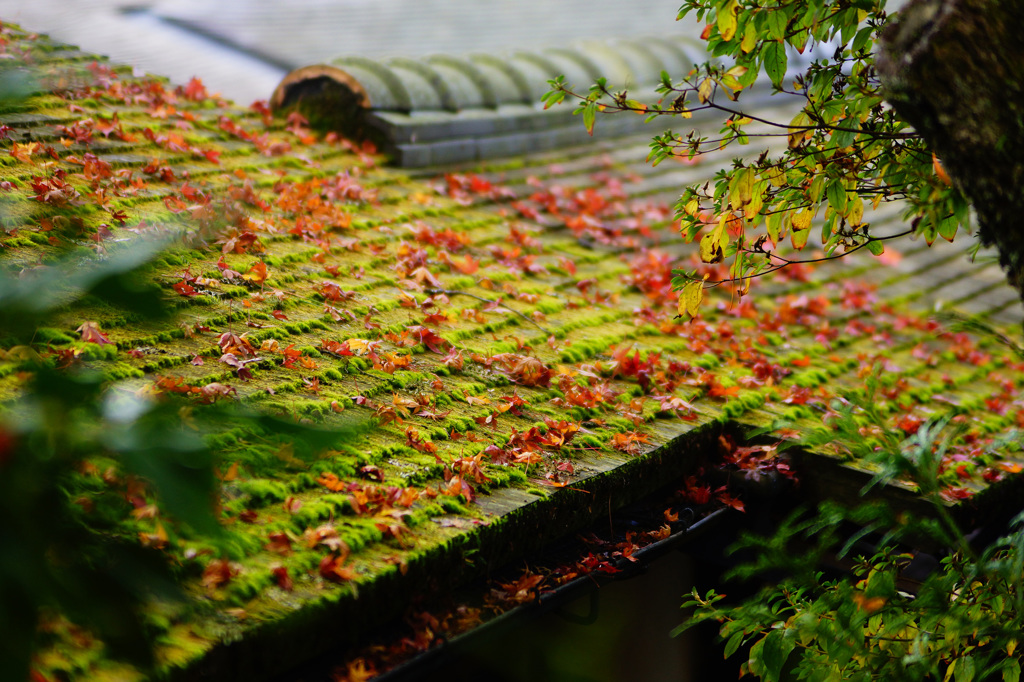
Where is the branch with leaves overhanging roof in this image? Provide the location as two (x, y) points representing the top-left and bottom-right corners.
(543, 0), (972, 317)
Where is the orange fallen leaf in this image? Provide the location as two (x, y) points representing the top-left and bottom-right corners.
(319, 553), (357, 583)
(242, 261), (269, 286)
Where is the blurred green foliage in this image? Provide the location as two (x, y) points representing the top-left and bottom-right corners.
(0, 250), (220, 679)
(677, 385), (1024, 682)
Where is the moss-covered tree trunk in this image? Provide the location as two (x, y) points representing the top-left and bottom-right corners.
(878, 0), (1024, 305)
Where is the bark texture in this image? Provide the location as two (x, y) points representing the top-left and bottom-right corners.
(878, 0), (1024, 304)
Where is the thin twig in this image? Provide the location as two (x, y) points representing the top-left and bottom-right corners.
(701, 229), (914, 288)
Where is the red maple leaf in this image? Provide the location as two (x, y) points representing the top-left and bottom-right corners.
(896, 414), (924, 435)
(271, 565), (293, 591)
(319, 554), (357, 583)
(201, 558), (240, 590)
(715, 487), (746, 512)
(265, 532), (293, 556)
(407, 325), (449, 353)
(76, 321), (113, 345)
(173, 280), (199, 296)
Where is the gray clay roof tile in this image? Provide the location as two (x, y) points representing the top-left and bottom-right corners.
(271, 36), (710, 167)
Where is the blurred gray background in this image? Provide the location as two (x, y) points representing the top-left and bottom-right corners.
(0, 1), (702, 104)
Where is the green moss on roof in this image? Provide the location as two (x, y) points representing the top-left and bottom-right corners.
(4, 20), (1024, 682)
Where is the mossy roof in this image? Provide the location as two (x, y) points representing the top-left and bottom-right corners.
(2, 21), (1024, 682)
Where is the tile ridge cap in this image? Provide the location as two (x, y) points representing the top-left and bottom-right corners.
(270, 63), (373, 110)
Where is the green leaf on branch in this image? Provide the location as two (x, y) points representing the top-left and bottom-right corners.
(832, 119), (858, 148)
(761, 628), (797, 682)
(952, 655), (976, 682)
(766, 211), (783, 246)
(582, 101), (597, 136)
(763, 41), (787, 88)
(1004, 659), (1021, 682)
(852, 25), (875, 54)
(541, 77), (568, 109)
(826, 178), (848, 215)
(748, 635), (767, 678)
(724, 630), (745, 658)
(938, 214), (959, 241)
(766, 11), (788, 42)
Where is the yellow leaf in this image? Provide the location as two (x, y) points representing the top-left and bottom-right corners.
(745, 180), (764, 218)
(729, 167), (755, 211)
(347, 338), (370, 355)
(219, 461), (239, 482)
(683, 197), (701, 216)
(697, 78), (714, 104)
(678, 276), (708, 318)
(762, 167), (786, 188)
(766, 212), (782, 246)
(943, 658), (956, 682)
(741, 22), (758, 53)
(717, 0), (738, 41)
(788, 111), (812, 148)
(623, 99), (648, 113)
(852, 593), (887, 614)
(790, 207), (815, 250)
(9, 141), (40, 165)
(791, 225), (810, 250)
(847, 196), (864, 226)
(720, 75), (743, 97)
(699, 216), (727, 263)
(791, 206), (815, 231)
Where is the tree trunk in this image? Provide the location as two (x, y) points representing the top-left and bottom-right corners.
(877, 0), (1024, 306)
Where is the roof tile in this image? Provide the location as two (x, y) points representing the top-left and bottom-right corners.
(467, 53), (534, 105)
(426, 55), (497, 109)
(4, 19), (1024, 682)
(271, 37), (708, 167)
